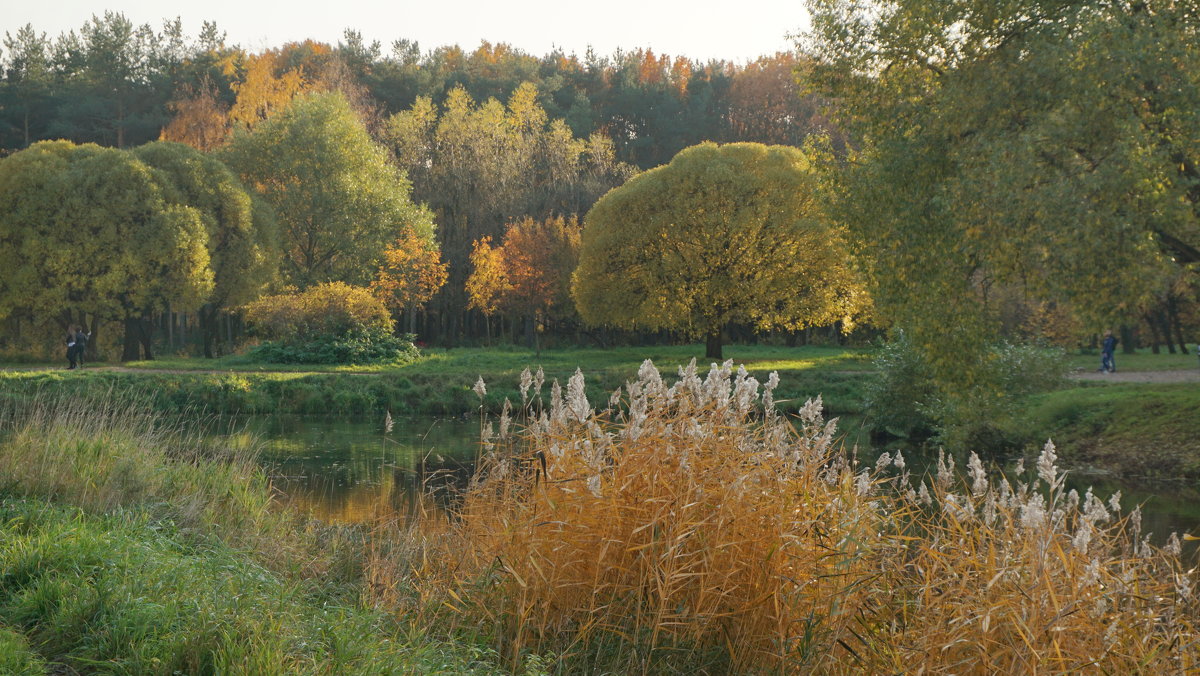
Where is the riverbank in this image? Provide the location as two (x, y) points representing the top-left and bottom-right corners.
(4, 345), (1199, 477)
(0, 398), (511, 674)
(0, 345), (875, 417)
(1014, 382), (1200, 479)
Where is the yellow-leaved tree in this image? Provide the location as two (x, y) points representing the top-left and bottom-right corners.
(572, 142), (869, 359)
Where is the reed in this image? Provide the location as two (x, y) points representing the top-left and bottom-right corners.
(392, 360), (1199, 673)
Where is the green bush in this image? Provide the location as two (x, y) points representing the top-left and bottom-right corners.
(243, 283), (418, 365)
(247, 328), (420, 365)
(865, 334), (1068, 450)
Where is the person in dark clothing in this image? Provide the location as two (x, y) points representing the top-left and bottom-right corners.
(1100, 330), (1117, 373)
(65, 325), (79, 369)
(73, 327), (90, 369)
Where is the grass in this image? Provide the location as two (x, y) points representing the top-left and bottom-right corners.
(376, 362), (1200, 674)
(1015, 382), (1200, 477)
(0, 344), (875, 417)
(0, 395), (519, 674)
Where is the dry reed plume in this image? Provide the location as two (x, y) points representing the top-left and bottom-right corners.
(376, 361), (1199, 674)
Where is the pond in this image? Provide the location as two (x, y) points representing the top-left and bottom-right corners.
(223, 414), (1200, 547)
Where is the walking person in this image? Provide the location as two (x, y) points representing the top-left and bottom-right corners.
(1100, 329), (1118, 373)
(73, 326), (90, 369)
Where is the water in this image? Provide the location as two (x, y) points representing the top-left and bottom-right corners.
(223, 414), (1200, 546)
(230, 415), (480, 523)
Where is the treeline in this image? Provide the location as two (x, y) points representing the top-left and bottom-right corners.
(0, 13), (839, 168)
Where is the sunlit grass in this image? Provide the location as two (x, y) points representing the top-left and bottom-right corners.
(0, 395), (514, 674)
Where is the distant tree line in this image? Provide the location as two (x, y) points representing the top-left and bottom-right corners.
(0, 13), (841, 168)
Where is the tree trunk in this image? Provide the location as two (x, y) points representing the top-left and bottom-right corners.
(122, 317), (141, 361)
(1144, 312), (1162, 354)
(1158, 309), (1177, 354)
(705, 330), (723, 360)
(85, 315), (100, 363)
(137, 317), (154, 360)
(1168, 295), (1188, 354)
(199, 305), (218, 359)
(1120, 325), (1136, 354)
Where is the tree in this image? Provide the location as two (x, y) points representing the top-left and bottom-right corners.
(465, 215), (581, 351)
(159, 76), (230, 151)
(132, 141), (279, 357)
(371, 227), (449, 333)
(387, 82), (633, 340)
(572, 142), (868, 359)
(223, 92), (437, 288)
(802, 0), (1200, 386)
(0, 140), (215, 360)
(465, 236), (510, 344)
(0, 25), (54, 148)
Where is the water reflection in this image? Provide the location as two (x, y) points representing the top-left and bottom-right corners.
(225, 415), (479, 523)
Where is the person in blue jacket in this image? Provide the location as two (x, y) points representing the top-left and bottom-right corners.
(1099, 330), (1117, 373)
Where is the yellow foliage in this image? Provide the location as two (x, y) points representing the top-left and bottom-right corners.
(573, 142), (870, 345)
(243, 282), (392, 340)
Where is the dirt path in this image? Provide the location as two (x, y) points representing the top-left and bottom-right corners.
(1069, 369), (1200, 384)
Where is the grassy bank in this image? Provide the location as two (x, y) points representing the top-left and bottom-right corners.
(0, 397), (512, 674)
(1015, 382), (1200, 478)
(0, 345), (873, 417)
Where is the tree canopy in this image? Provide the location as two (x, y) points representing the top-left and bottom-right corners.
(802, 0), (1200, 383)
(0, 140), (220, 358)
(222, 92), (437, 288)
(572, 142), (868, 359)
(132, 141), (279, 356)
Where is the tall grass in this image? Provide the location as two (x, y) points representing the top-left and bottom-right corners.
(0, 394), (513, 674)
(0, 393), (284, 555)
(385, 360), (1200, 673)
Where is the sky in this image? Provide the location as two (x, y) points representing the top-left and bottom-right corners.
(3, 1), (810, 64)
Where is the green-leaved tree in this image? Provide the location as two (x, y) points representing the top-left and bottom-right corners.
(223, 92), (437, 288)
(572, 142), (868, 359)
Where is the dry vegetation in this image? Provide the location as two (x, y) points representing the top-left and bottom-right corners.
(374, 361), (1200, 674)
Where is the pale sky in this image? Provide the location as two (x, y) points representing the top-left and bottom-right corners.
(2, 1), (809, 64)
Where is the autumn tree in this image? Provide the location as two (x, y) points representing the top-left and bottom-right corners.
(465, 215), (581, 350)
(573, 142), (868, 359)
(802, 0), (1200, 385)
(223, 92), (437, 288)
(227, 47), (312, 131)
(132, 141), (279, 357)
(724, 52), (844, 150)
(465, 236), (510, 344)
(387, 83), (632, 339)
(0, 140), (217, 360)
(371, 227), (449, 333)
(159, 76), (231, 151)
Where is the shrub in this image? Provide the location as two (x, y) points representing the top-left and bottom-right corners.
(864, 334), (1068, 449)
(246, 327), (419, 365)
(389, 362), (1198, 673)
(244, 284), (394, 340)
(243, 283), (418, 364)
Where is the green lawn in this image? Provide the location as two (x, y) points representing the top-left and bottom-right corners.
(0, 344), (876, 417)
(1014, 382), (1200, 478)
(114, 343), (875, 376)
